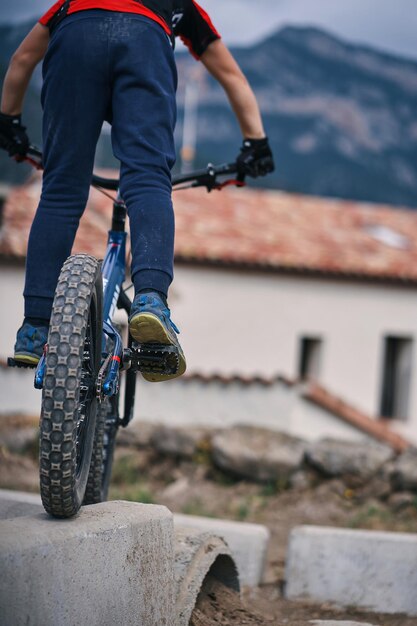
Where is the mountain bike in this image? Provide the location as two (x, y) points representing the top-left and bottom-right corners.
(8, 147), (245, 518)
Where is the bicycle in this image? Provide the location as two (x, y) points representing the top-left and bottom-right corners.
(8, 147), (245, 518)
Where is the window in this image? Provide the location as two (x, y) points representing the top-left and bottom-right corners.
(380, 336), (413, 420)
(298, 336), (323, 380)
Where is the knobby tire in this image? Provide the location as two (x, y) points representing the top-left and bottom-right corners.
(39, 254), (102, 518)
(83, 394), (119, 505)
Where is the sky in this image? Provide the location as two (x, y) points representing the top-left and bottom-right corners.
(1, 0), (417, 61)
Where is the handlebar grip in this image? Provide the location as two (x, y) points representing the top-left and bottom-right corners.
(236, 170), (246, 184)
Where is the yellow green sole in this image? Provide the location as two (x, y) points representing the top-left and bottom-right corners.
(13, 353), (40, 365)
(129, 312), (186, 382)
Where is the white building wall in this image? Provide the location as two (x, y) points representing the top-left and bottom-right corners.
(134, 377), (373, 443)
(2, 263), (417, 439)
(170, 266), (417, 436)
(0, 363), (372, 444)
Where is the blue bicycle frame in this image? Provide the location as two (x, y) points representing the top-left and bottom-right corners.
(35, 192), (129, 403)
(100, 192), (130, 397)
(30, 156), (242, 408)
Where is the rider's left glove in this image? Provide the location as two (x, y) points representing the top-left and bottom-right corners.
(0, 112), (30, 160)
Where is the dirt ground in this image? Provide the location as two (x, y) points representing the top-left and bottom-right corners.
(1, 416), (417, 626)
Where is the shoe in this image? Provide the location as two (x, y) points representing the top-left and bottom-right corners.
(14, 322), (48, 365)
(129, 292), (186, 382)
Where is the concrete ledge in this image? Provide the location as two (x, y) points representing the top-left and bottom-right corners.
(174, 527), (239, 626)
(0, 491), (245, 625)
(174, 513), (269, 587)
(0, 501), (174, 626)
(0, 488), (42, 519)
(286, 525), (417, 616)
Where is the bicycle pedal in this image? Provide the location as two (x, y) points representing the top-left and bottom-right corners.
(7, 357), (37, 369)
(131, 343), (179, 375)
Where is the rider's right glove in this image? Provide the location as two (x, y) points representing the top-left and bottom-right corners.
(0, 112), (30, 160)
(236, 137), (275, 178)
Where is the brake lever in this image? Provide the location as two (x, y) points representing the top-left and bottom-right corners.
(23, 155), (43, 170)
(203, 163), (246, 192)
(23, 145), (43, 170)
(214, 178), (246, 191)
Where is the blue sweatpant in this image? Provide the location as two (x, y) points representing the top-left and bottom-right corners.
(24, 10), (177, 320)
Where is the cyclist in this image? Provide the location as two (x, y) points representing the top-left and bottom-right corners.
(0, 0), (274, 380)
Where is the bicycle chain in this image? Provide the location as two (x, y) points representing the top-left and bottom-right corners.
(96, 353), (112, 401)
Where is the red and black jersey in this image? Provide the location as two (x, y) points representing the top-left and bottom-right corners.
(39, 0), (220, 58)
(172, 1), (219, 59)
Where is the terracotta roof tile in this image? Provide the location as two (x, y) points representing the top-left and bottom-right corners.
(182, 371), (295, 387)
(303, 382), (410, 452)
(2, 172), (417, 282)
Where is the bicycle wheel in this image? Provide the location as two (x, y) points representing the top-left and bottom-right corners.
(83, 394), (119, 505)
(40, 254), (103, 518)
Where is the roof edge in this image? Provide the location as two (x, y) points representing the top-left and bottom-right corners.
(174, 255), (417, 287)
(303, 382), (411, 453)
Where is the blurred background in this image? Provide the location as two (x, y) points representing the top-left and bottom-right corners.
(0, 0), (417, 202)
(1, 3), (417, 622)
(2, 1), (417, 440)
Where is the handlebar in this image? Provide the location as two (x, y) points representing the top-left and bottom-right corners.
(26, 146), (245, 193)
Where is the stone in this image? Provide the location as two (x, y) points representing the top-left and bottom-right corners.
(356, 475), (391, 501)
(151, 425), (212, 459)
(288, 470), (313, 490)
(161, 477), (190, 500)
(388, 491), (416, 511)
(305, 438), (393, 479)
(0, 426), (38, 453)
(286, 525), (417, 615)
(390, 447), (417, 491)
(212, 426), (307, 483)
(115, 420), (156, 448)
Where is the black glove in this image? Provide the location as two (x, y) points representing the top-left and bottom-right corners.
(236, 137), (275, 178)
(0, 112), (30, 159)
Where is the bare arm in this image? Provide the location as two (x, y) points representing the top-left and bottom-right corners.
(200, 39), (265, 139)
(1, 23), (49, 115)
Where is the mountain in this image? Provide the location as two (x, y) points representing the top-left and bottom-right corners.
(175, 26), (417, 206)
(1, 22), (417, 206)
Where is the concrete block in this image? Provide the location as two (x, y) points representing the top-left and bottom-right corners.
(174, 526), (239, 626)
(174, 513), (269, 587)
(286, 525), (417, 616)
(0, 501), (174, 626)
(0, 488), (42, 519)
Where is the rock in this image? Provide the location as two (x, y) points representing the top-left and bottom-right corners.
(305, 438), (393, 479)
(0, 447), (39, 492)
(160, 477), (190, 500)
(357, 475), (391, 501)
(288, 470), (313, 491)
(0, 427), (38, 454)
(390, 447), (417, 492)
(211, 426), (307, 483)
(151, 426), (212, 459)
(388, 491), (416, 511)
(115, 421), (157, 448)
